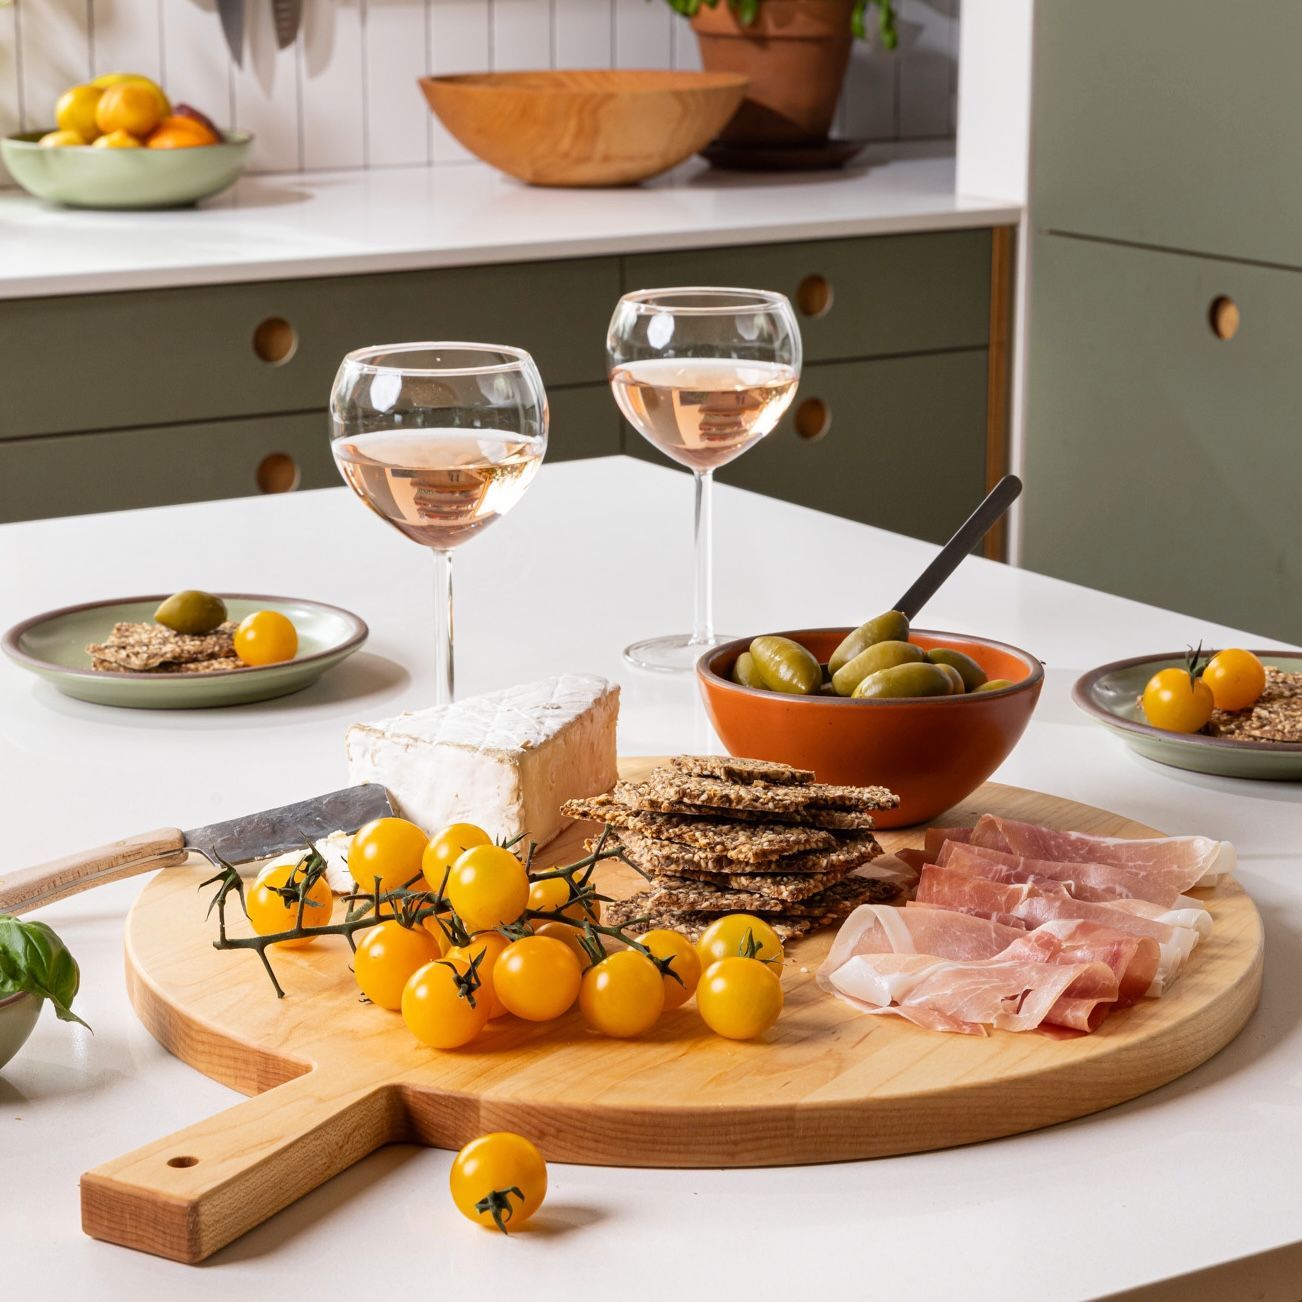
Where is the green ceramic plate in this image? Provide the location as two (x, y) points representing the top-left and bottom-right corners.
(2, 594), (367, 709)
(1, 130), (252, 209)
(1074, 651), (1302, 780)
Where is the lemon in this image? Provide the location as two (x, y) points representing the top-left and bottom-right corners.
(55, 84), (103, 141)
(90, 72), (171, 116)
(91, 128), (143, 149)
(38, 129), (88, 147)
(95, 82), (164, 138)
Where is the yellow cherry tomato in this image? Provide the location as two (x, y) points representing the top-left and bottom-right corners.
(449, 1132), (547, 1233)
(422, 822), (491, 891)
(493, 935), (582, 1022)
(533, 920), (594, 965)
(445, 931), (512, 1019)
(696, 957), (784, 1040)
(233, 609), (298, 666)
(1141, 667), (1215, 734)
(353, 919), (441, 1009)
(349, 816), (429, 895)
(246, 860), (333, 947)
(1202, 648), (1267, 713)
(401, 957), (490, 1049)
(447, 844), (529, 931)
(579, 949), (664, 1038)
(526, 875), (602, 925)
(638, 929), (702, 1009)
(696, 913), (784, 968)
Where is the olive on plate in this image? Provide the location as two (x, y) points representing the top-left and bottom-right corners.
(154, 589), (227, 635)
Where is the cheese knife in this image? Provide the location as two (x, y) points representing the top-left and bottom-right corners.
(217, 0), (246, 66)
(271, 0), (302, 49)
(0, 784), (394, 917)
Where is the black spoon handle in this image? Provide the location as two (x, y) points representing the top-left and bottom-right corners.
(892, 474), (1023, 622)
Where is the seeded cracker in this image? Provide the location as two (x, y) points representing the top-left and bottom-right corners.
(643, 872), (901, 914)
(86, 620), (238, 673)
(668, 755), (815, 786)
(605, 827), (883, 877)
(616, 772), (897, 815)
(1204, 666), (1302, 744)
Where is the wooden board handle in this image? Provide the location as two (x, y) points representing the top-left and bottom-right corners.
(81, 1068), (406, 1263)
(0, 828), (188, 916)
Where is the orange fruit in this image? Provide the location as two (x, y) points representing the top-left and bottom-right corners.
(95, 82), (164, 138)
(55, 84), (103, 141)
(91, 129), (143, 149)
(146, 115), (219, 149)
(38, 129), (88, 148)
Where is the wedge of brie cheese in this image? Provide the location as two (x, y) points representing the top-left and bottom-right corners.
(344, 674), (619, 849)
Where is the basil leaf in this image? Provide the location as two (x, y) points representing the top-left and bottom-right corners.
(0, 915), (89, 1029)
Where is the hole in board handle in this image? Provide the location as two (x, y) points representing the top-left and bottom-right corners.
(167, 1156), (200, 1168)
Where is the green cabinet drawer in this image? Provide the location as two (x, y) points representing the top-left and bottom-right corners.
(623, 231), (992, 363)
(0, 256), (620, 440)
(1022, 234), (1302, 643)
(1033, 1), (1302, 267)
(624, 351), (989, 545)
(547, 384), (621, 462)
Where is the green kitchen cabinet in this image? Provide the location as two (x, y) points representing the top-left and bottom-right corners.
(1022, 233), (1302, 644)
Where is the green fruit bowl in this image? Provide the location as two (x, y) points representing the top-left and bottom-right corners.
(1, 130), (252, 209)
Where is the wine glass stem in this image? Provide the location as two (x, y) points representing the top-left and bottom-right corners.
(691, 469), (714, 648)
(434, 548), (454, 706)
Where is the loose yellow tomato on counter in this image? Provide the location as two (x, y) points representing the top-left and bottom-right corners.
(579, 949), (664, 1038)
(233, 609), (298, 666)
(1202, 648), (1267, 713)
(696, 956), (784, 1040)
(450, 1132), (547, 1233)
(246, 861), (334, 947)
(445, 931), (512, 1018)
(1141, 667), (1214, 733)
(526, 874), (602, 925)
(422, 822), (491, 891)
(639, 929), (702, 1009)
(401, 956), (490, 1048)
(349, 816), (429, 895)
(447, 844), (529, 931)
(353, 920), (441, 1009)
(493, 935), (582, 1022)
(696, 913), (784, 968)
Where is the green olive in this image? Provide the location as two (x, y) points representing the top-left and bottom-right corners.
(154, 589), (227, 635)
(974, 678), (1016, 693)
(732, 650), (767, 690)
(851, 662), (955, 700)
(831, 639), (925, 696)
(933, 662), (966, 695)
(926, 647), (988, 692)
(828, 611), (910, 676)
(749, 635), (822, 696)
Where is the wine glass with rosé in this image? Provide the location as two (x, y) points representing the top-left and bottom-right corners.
(607, 287), (802, 672)
(330, 342), (548, 705)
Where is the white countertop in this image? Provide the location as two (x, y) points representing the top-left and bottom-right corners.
(0, 142), (1019, 298)
(2, 458), (1299, 1300)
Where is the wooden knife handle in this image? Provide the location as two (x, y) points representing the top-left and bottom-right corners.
(0, 828), (188, 916)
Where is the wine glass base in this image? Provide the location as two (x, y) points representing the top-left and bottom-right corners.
(623, 633), (737, 675)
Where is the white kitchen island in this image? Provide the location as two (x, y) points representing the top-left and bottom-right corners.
(1, 458), (1298, 1300)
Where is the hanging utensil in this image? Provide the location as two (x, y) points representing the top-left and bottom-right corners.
(217, 0), (246, 66)
(272, 0), (302, 49)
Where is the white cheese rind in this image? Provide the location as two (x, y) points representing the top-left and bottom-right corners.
(344, 674), (619, 848)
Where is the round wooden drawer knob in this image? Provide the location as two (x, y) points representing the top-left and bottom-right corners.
(253, 316), (298, 365)
(255, 452), (300, 494)
(795, 274), (833, 319)
(1209, 296), (1240, 341)
(794, 397), (831, 441)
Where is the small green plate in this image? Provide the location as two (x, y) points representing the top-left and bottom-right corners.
(1074, 651), (1302, 780)
(2, 594), (367, 709)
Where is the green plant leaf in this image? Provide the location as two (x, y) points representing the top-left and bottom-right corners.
(0, 914), (89, 1029)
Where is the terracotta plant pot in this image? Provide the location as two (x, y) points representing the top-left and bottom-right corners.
(690, 0), (854, 146)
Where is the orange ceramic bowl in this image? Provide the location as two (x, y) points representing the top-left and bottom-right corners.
(697, 628), (1043, 828)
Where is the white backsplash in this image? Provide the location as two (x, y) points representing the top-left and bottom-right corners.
(0, 0), (956, 178)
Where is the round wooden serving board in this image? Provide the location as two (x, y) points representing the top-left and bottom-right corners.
(82, 762), (1263, 1264)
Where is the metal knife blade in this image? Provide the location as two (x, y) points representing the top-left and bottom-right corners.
(185, 784), (394, 867)
(217, 0), (246, 67)
(271, 0), (301, 50)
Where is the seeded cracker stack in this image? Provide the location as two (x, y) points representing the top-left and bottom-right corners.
(562, 755), (903, 942)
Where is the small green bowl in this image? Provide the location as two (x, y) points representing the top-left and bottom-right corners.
(1074, 651), (1302, 780)
(2, 593), (367, 709)
(1, 129), (252, 209)
(0, 993), (41, 1071)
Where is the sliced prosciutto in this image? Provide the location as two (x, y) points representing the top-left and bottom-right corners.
(969, 815), (1232, 889)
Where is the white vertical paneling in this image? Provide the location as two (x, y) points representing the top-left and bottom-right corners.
(613, 0), (672, 68)
(0, 4), (19, 184)
(364, 0), (429, 166)
(492, 0), (552, 71)
(18, 0), (90, 132)
(669, 14), (701, 71)
(897, 0), (954, 138)
(553, 0), (612, 68)
(160, 0), (233, 135)
(90, 0), (163, 83)
(300, 0), (365, 169)
(428, 0), (492, 163)
(840, 36), (896, 141)
(232, 0), (302, 171)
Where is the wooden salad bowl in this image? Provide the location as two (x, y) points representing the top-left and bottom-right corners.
(419, 69), (749, 186)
